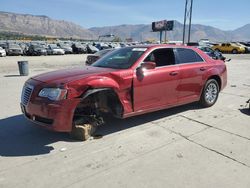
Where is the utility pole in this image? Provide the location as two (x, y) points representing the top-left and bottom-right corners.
(183, 0), (193, 44)
(159, 31), (163, 43)
(164, 30), (167, 43)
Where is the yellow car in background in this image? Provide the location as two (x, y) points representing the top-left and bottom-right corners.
(212, 43), (245, 54)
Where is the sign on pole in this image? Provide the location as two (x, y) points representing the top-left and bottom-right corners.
(152, 20), (174, 32)
(152, 20), (174, 43)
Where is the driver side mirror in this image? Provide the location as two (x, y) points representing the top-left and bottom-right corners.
(136, 61), (156, 81)
(140, 61), (156, 70)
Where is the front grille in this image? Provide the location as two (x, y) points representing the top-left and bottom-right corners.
(21, 84), (34, 105)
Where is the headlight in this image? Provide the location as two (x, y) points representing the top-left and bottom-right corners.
(38, 88), (67, 101)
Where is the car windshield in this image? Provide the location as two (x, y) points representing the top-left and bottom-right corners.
(92, 47), (147, 69)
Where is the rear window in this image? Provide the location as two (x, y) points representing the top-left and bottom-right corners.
(176, 48), (203, 64)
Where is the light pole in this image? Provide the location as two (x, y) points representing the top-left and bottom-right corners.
(188, 0), (193, 43)
(183, 0), (193, 44)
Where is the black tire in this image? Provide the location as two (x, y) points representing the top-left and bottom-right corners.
(199, 79), (219, 107)
(232, 49), (238, 54)
(70, 117), (97, 141)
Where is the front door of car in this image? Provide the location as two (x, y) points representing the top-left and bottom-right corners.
(133, 48), (180, 112)
(175, 48), (207, 103)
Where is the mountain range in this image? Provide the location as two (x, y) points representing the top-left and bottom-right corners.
(0, 11), (250, 42)
(0, 11), (95, 39)
(90, 22), (250, 42)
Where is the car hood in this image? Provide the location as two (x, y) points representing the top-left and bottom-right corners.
(31, 66), (116, 85)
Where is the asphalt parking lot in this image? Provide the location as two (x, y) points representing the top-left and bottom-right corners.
(0, 54), (250, 188)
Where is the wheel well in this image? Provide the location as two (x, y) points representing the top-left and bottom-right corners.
(74, 88), (124, 119)
(207, 75), (221, 90)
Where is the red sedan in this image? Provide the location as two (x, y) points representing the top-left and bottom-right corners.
(21, 44), (227, 140)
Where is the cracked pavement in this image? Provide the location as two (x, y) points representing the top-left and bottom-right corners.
(0, 54), (250, 188)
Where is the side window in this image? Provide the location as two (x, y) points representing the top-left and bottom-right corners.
(144, 48), (176, 67)
(176, 48), (204, 64)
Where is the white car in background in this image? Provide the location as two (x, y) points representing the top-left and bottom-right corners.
(235, 42), (250, 53)
(47, 44), (65, 55)
(0, 47), (6, 57)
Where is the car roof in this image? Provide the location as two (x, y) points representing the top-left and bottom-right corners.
(130, 44), (198, 51)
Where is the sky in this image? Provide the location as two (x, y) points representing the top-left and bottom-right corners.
(1, 0), (249, 30)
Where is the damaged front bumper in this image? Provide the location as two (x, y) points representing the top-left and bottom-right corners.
(21, 79), (82, 132)
(21, 98), (80, 132)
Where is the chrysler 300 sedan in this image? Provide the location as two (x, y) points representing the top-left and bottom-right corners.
(21, 45), (227, 140)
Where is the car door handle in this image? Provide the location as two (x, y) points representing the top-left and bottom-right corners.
(200, 67), (206, 71)
(169, 71), (178, 76)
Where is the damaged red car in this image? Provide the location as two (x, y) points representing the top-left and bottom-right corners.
(21, 45), (227, 140)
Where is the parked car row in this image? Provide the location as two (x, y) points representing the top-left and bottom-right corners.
(174, 40), (250, 54)
(186, 41), (250, 54)
(0, 41), (130, 57)
(1, 39), (250, 57)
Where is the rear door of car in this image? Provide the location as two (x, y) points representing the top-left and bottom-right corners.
(174, 48), (207, 103)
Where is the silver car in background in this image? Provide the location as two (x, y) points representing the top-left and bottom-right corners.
(6, 43), (23, 56)
(47, 44), (65, 55)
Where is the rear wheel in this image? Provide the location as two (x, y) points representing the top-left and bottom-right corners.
(200, 79), (219, 107)
(232, 49), (238, 54)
